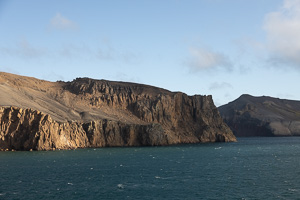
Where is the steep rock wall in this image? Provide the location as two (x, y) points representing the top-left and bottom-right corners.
(0, 107), (89, 150)
(0, 107), (171, 150)
(0, 105), (234, 150)
(64, 78), (235, 143)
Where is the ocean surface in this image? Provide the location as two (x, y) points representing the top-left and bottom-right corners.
(1, 137), (300, 200)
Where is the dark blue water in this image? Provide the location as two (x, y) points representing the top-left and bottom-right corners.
(1, 137), (300, 200)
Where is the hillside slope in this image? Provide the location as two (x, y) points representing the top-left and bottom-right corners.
(219, 94), (300, 137)
(0, 72), (236, 150)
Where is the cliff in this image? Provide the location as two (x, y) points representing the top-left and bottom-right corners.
(218, 94), (300, 137)
(0, 72), (236, 150)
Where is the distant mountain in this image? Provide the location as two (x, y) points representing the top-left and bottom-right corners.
(218, 94), (300, 137)
(0, 72), (235, 151)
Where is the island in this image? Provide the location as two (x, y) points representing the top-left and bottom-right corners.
(0, 72), (236, 151)
(219, 94), (300, 137)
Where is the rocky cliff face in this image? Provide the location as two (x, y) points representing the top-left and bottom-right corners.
(0, 107), (169, 150)
(0, 72), (236, 150)
(219, 94), (300, 137)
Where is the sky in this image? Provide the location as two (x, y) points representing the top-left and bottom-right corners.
(0, 0), (299, 106)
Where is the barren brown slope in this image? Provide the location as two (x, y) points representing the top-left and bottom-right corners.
(0, 72), (236, 150)
(0, 72), (139, 123)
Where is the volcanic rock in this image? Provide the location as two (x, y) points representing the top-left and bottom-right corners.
(218, 94), (300, 137)
(0, 72), (236, 150)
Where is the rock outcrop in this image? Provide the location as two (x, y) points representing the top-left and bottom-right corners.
(218, 94), (300, 137)
(0, 72), (236, 150)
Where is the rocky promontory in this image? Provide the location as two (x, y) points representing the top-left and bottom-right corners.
(0, 72), (236, 150)
(219, 94), (300, 137)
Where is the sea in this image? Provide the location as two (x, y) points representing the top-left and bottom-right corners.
(1, 137), (300, 200)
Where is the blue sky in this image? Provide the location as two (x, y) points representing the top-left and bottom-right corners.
(0, 0), (299, 106)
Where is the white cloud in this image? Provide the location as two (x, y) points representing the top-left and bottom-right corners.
(50, 13), (78, 30)
(263, 0), (300, 68)
(209, 82), (233, 90)
(186, 47), (232, 72)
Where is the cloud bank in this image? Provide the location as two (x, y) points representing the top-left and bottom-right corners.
(0, 39), (46, 59)
(264, 0), (300, 68)
(0, 38), (140, 65)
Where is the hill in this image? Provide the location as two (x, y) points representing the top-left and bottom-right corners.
(218, 94), (300, 137)
(0, 72), (235, 150)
